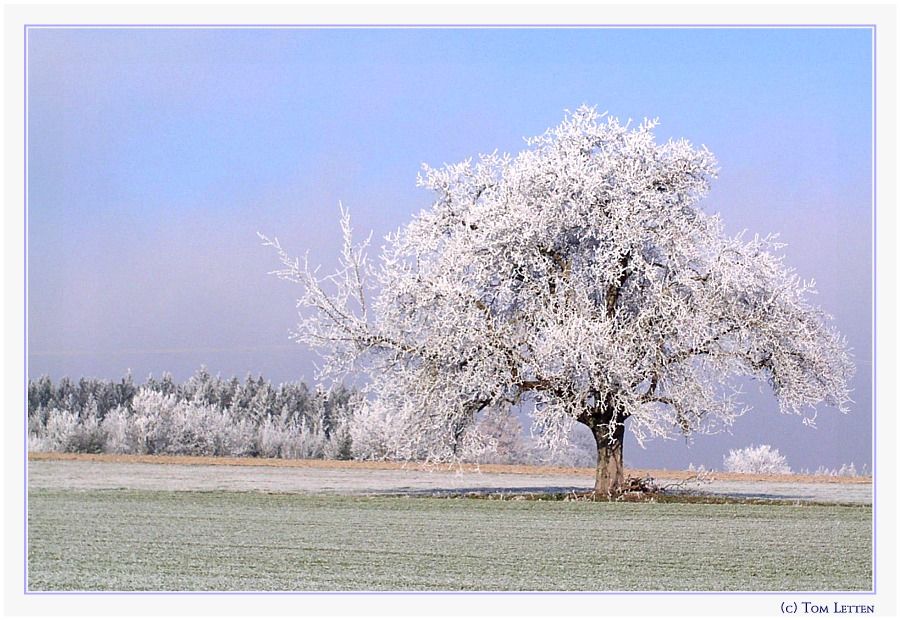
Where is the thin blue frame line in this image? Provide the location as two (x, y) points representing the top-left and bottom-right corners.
(22, 24), (877, 29)
(870, 23), (877, 596)
(23, 23), (29, 597)
(21, 23), (878, 598)
(25, 588), (874, 596)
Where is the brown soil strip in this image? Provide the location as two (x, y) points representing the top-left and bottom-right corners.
(27, 452), (871, 485)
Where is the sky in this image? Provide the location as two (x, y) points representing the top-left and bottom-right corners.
(26, 27), (873, 471)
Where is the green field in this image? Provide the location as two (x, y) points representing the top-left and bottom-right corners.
(27, 489), (872, 591)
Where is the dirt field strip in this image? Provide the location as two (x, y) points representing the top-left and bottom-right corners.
(26, 452), (871, 485)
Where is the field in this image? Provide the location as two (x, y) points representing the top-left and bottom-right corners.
(26, 454), (873, 592)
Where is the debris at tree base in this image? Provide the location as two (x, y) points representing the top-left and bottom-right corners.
(623, 475), (663, 494)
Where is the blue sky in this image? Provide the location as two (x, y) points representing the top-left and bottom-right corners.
(26, 27), (873, 470)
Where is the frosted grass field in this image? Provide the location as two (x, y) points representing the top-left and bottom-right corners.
(27, 459), (872, 592)
(28, 489), (871, 591)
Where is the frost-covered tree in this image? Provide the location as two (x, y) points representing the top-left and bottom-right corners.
(263, 106), (854, 495)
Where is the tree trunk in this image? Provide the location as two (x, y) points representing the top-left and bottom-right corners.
(592, 420), (625, 497)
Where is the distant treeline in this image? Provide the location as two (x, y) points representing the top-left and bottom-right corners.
(28, 367), (354, 430)
(27, 368), (357, 459)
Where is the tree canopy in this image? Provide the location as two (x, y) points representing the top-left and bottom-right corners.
(263, 106), (854, 494)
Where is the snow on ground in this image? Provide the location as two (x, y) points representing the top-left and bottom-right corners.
(27, 459), (872, 504)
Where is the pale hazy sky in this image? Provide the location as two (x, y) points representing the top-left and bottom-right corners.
(26, 27), (873, 470)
